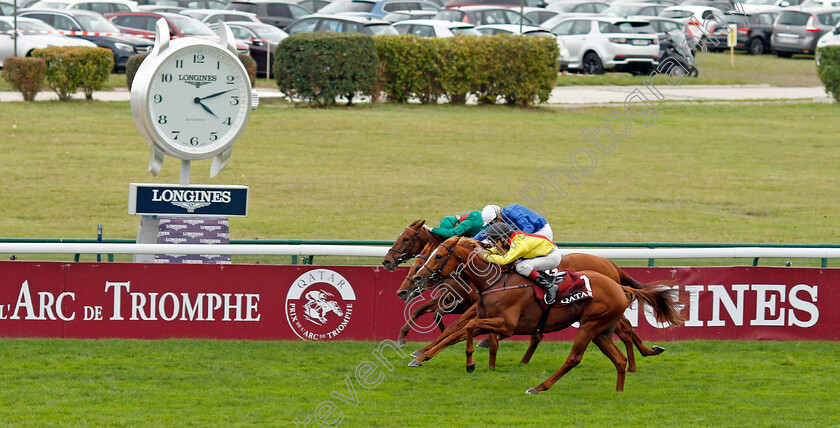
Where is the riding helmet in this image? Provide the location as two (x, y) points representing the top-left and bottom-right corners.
(485, 222), (515, 242)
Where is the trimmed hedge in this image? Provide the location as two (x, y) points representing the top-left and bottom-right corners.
(32, 46), (114, 101)
(817, 45), (840, 103)
(273, 33), (559, 107)
(275, 33), (379, 107)
(1, 57), (46, 102)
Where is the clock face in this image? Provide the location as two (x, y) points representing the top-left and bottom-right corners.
(146, 44), (250, 159)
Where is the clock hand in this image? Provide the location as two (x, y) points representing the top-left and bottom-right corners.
(194, 97), (218, 118)
(199, 88), (235, 101)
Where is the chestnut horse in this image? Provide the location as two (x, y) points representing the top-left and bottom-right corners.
(411, 237), (684, 393)
(384, 219), (666, 371)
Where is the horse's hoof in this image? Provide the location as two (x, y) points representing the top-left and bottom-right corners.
(397, 339), (406, 348)
(476, 339), (490, 349)
(652, 345), (665, 354)
(466, 363), (476, 373)
(408, 360), (423, 367)
(525, 388), (539, 395)
(410, 350), (423, 358)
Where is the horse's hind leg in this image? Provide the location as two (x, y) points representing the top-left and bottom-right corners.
(519, 333), (543, 365)
(592, 330), (628, 392)
(410, 303), (477, 360)
(526, 323), (600, 395)
(613, 317), (636, 372)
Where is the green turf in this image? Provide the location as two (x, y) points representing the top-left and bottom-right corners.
(0, 338), (836, 426)
(0, 102), (837, 249)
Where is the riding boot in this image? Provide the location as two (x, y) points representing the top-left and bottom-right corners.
(534, 273), (558, 305)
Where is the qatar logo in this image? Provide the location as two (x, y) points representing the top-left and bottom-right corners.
(285, 269), (355, 341)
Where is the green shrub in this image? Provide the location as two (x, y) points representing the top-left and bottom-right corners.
(817, 45), (840, 103)
(32, 46), (114, 101)
(375, 35), (444, 104)
(125, 52), (150, 90)
(478, 34), (559, 107)
(439, 36), (484, 105)
(274, 33), (379, 107)
(238, 53), (257, 87)
(1, 57), (46, 102)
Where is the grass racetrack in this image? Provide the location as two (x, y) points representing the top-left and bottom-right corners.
(0, 339), (837, 426)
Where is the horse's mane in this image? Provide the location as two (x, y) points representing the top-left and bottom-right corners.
(456, 237), (481, 250)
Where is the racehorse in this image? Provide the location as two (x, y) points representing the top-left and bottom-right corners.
(387, 220), (667, 372)
(302, 290), (343, 325)
(411, 237), (684, 393)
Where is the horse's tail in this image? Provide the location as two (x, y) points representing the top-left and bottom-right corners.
(612, 261), (673, 290)
(621, 285), (685, 327)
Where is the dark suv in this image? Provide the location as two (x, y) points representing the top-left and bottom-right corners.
(707, 11), (779, 54)
(226, 0), (312, 29)
(772, 6), (840, 56)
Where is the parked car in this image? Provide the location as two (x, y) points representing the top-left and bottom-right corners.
(706, 10), (778, 54)
(135, 0), (227, 8)
(225, 0), (313, 29)
(393, 18), (479, 35)
(475, 23), (551, 34)
(434, 5), (535, 25)
(0, 0), (14, 15)
(799, 0), (840, 6)
(549, 16), (659, 74)
(659, 5), (727, 43)
(105, 11), (251, 53)
(772, 6), (840, 56)
(29, 0), (140, 13)
(0, 16), (97, 66)
(601, 2), (667, 17)
(518, 6), (558, 25)
(181, 9), (262, 25)
(318, 0), (439, 18)
(284, 13), (399, 34)
(443, 0), (545, 8)
(17, 9), (153, 71)
(610, 0), (677, 6)
(545, 0), (607, 15)
(629, 15), (696, 50)
(212, 21), (287, 77)
(739, 0), (798, 13)
(138, 4), (187, 12)
(382, 9), (438, 21)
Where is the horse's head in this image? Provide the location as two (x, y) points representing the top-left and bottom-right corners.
(396, 241), (437, 302)
(382, 219), (426, 271)
(410, 236), (468, 291)
(325, 300), (343, 317)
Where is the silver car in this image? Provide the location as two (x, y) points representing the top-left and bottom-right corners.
(549, 16), (660, 74)
(772, 6), (840, 56)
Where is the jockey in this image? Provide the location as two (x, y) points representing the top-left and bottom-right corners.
(474, 204), (553, 243)
(430, 210), (484, 239)
(483, 222), (562, 305)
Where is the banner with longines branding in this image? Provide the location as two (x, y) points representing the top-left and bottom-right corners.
(128, 183), (248, 217)
(0, 261), (835, 341)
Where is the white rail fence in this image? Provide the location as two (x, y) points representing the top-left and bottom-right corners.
(1, 243), (840, 260)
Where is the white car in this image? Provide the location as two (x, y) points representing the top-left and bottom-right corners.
(0, 16), (97, 66)
(475, 24), (572, 70)
(817, 21), (840, 58)
(28, 0), (139, 13)
(393, 19), (479, 37)
(548, 16), (659, 74)
(180, 9), (261, 25)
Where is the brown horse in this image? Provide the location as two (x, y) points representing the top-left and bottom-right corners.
(411, 237), (684, 393)
(395, 237), (667, 372)
(381, 220), (442, 271)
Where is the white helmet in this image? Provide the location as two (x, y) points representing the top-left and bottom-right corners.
(481, 204), (501, 226)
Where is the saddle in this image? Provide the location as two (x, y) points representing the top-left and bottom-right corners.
(532, 270), (593, 310)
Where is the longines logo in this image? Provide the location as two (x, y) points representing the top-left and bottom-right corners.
(180, 74), (216, 88)
(285, 269), (356, 341)
(152, 189), (231, 213)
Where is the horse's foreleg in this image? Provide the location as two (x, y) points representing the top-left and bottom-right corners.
(409, 304), (478, 364)
(463, 318), (511, 373)
(488, 333), (500, 370)
(519, 333), (543, 365)
(397, 299), (441, 347)
(592, 330), (628, 392)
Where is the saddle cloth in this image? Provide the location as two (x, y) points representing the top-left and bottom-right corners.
(532, 270), (593, 310)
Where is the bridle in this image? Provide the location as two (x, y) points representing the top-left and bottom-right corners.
(415, 241), (465, 289)
(386, 226), (422, 265)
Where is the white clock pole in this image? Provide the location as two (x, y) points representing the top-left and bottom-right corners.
(180, 160), (191, 186)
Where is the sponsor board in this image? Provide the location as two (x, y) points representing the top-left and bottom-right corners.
(0, 262), (835, 341)
(128, 183), (248, 217)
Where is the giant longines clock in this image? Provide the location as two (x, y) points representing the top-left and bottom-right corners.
(130, 19), (255, 178)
